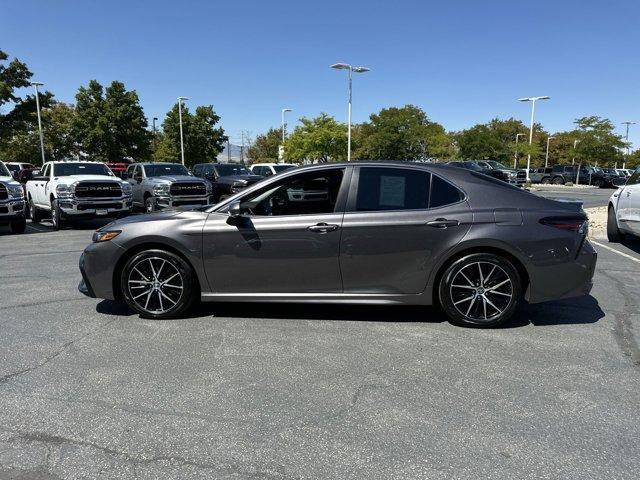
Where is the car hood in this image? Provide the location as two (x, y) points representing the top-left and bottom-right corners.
(57, 175), (124, 183)
(218, 174), (263, 184)
(150, 175), (202, 183)
(0, 175), (21, 186)
(98, 209), (196, 229)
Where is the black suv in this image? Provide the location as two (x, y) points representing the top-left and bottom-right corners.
(550, 165), (624, 188)
(192, 163), (263, 202)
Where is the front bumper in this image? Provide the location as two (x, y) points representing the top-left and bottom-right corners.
(59, 196), (133, 218)
(0, 198), (26, 224)
(154, 195), (210, 209)
(78, 240), (126, 300)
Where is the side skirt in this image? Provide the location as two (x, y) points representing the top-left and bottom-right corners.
(200, 292), (430, 306)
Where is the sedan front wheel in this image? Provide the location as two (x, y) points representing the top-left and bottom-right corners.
(120, 249), (197, 319)
(439, 253), (522, 327)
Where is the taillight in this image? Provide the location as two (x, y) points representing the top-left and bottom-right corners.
(539, 216), (588, 233)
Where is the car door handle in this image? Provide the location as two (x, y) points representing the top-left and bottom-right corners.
(307, 223), (339, 233)
(627, 191), (632, 197)
(426, 218), (460, 228)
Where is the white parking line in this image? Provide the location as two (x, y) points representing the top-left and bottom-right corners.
(26, 223), (50, 232)
(591, 240), (640, 264)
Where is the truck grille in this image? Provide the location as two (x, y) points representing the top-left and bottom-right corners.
(75, 182), (122, 198)
(170, 182), (207, 196)
(516, 171), (526, 179)
(0, 184), (7, 200)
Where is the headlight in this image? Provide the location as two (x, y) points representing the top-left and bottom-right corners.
(56, 183), (74, 198)
(204, 181), (212, 194)
(8, 185), (24, 198)
(509, 171), (517, 178)
(92, 230), (121, 242)
(121, 182), (132, 195)
(153, 183), (171, 195)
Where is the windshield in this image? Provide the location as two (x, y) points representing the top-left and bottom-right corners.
(0, 162), (11, 177)
(273, 165), (295, 173)
(215, 164), (250, 176)
(145, 164), (189, 177)
(487, 161), (508, 169)
(53, 163), (113, 176)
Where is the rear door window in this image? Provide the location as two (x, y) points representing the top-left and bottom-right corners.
(352, 167), (431, 212)
(429, 175), (464, 208)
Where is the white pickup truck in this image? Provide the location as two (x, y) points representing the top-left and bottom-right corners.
(0, 160), (27, 233)
(26, 160), (133, 230)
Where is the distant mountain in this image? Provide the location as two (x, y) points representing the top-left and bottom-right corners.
(217, 143), (247, 163)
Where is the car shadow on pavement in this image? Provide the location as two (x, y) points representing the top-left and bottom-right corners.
(620, 236), (640, 255)
(96, 295), (605, 328)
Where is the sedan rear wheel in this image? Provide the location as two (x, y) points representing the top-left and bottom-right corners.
(439, 253), (522, 327)
(120, 249), (197, 319)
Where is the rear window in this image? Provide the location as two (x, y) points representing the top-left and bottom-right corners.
(430, 175), (464, 207)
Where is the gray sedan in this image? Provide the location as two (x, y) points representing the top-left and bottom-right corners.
(79, 162), (597, 327)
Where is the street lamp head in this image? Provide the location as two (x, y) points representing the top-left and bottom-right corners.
(177, 96), (189, 102)
(518, 95), (550, 102)
(330, 63), (351, 70)
(282, 108), (292, 113)
(31, 81), (44, 87)
(352, 66), (370, 73)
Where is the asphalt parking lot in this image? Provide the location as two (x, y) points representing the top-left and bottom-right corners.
(1, 213), (639, 479)
(531, 186), (613, 208)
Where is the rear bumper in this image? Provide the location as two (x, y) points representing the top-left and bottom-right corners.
(526, 237), (597, 303)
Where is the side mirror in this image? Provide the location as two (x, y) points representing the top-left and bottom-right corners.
(228, 201), (242, 218)
(135, 175), (143, 183)
(121, 172), (129, 180)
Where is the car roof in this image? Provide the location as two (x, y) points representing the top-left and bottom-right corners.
(136, 162), (183, 166)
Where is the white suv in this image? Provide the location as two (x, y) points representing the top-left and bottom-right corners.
(607, 167), (640, 241)
(249, 163), (297, 177)
(26, 161), (133, 230)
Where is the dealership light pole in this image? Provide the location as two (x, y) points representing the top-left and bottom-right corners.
(514, 133), (525, 168)
(545, 136), (554, 168)
(280, 108), (292, 162)
(518, 96), (550, 181)
(572, 139), (579, 165)
(31, 81), (46, 165)
(331, 63), (370, 161)
(177, 97), (189, 165)
(622, 121), (635, 169)
(152, 117), (158, 161)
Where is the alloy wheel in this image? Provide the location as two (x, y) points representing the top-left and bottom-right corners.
(449, 261), (514, 322)
(127, 257), (184, 315)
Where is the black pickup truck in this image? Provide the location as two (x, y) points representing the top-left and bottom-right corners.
(548, 165), (625, 188)
(192, 163), (264, 202)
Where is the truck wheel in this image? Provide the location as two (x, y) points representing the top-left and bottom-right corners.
(51, 199), (66, 230)
(145, 196), (155, 213)
(541, 177), (551, 184)
(9, 218), (26, 234)
(29, 198), (42, 223)
(552, 176), (564, 185)
(120, 249), (197, 319)
(607, 205), (623, 242)
(593, 178), (604, 188)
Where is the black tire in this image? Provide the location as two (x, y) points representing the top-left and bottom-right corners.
(552, 176), (564, 185)
(145, 196), (155, 213)
(607, 205), (623, 242)
(594, 178), (604, 188)
(50, 199), (66, 230)
(9, 218), (26, 234)
(120, 249), (197, 319)
(29, 197), (42, 223)
(541, 177), (551, 184)
(439, 253), (522, 328)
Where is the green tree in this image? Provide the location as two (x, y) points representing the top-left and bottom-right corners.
(354, 105), (454, 160)
(572, 116), (627, 166)
(156, 103), (226, 165)
(284, 113), (347, 163)
(73, 80), (151, 161)
(0, 102), (78, 163)
(455, 124), (505, 161)
(248, 127), (281, 163)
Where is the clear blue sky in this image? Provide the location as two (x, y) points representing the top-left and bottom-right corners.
(2, 0), (639, 148)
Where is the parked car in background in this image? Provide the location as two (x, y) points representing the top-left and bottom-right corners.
(529, 167), (553, 184)
(14, 168), (38, 217)
(447, 161), (510, 182)
(476, 160), (526, 185)
(5, 162), (36, 179)
(192, 162), (263, 202)
(614, 168), (630, 179)
(549, 165), (624, 188)
(80, 162), (597, 328)
(0, 161), (27, 233)
(608, 167), (640, 241)
(27, 161), (133, 230)
(599, 168), (628, 187)
(126, 162), (212, 212)
(106, 161), (131, 178)
(249, 163), (297, 177)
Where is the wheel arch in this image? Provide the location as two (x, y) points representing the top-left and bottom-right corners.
(112, 241), (202, 300)
(430, 244), (530, 306)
